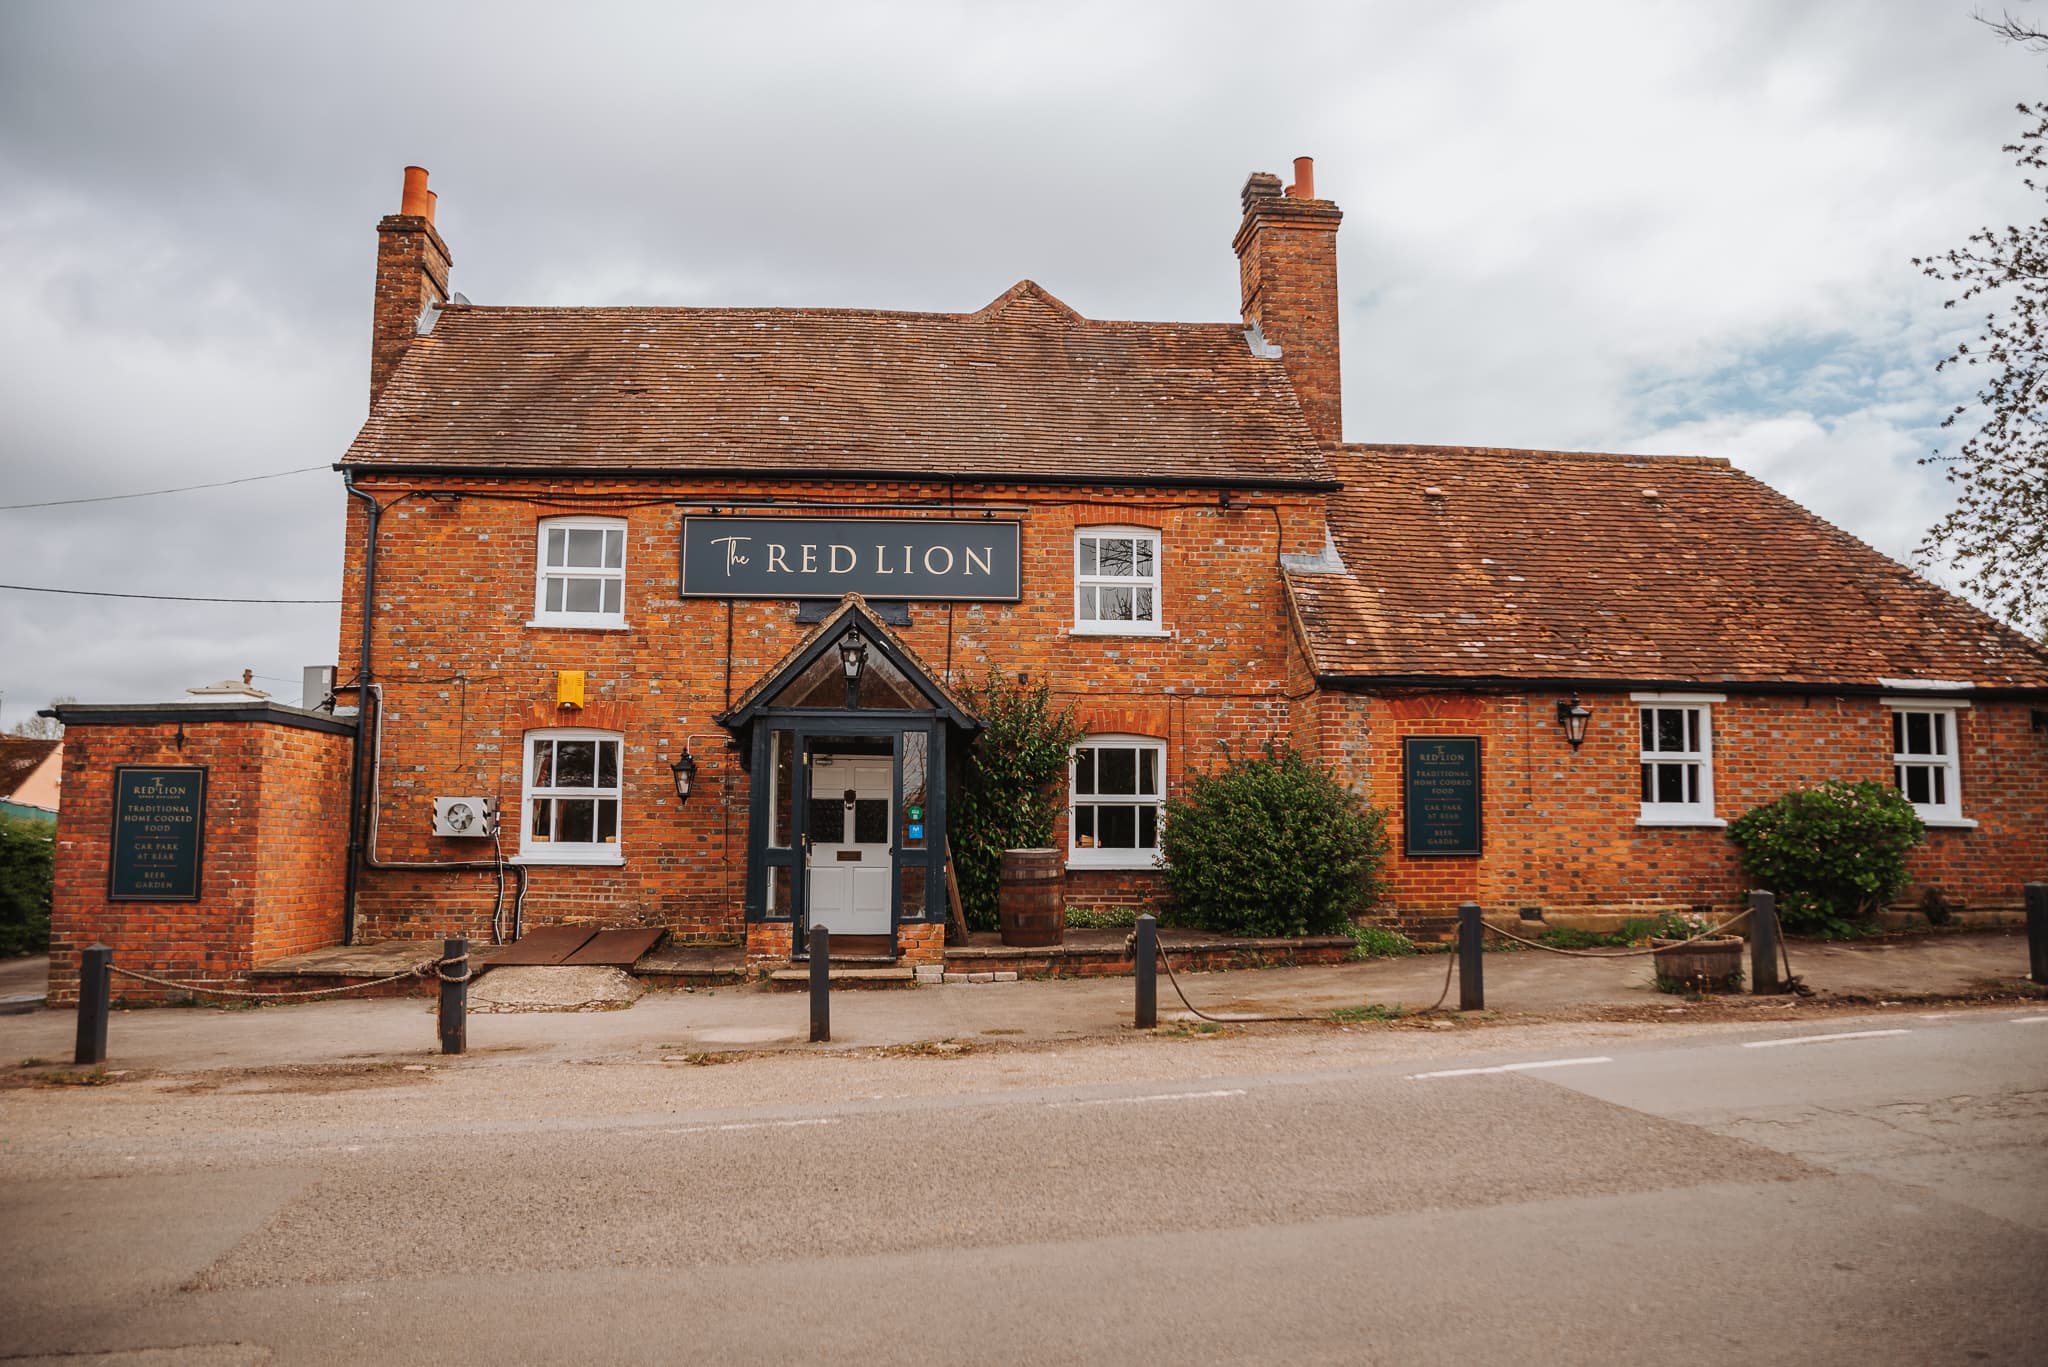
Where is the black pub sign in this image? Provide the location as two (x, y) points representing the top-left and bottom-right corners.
(681, 516), (1022, 602)
(108, 766), (207, 901)
(1403, 736), (1482, 857)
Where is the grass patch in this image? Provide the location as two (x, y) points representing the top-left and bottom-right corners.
(1347, 924), (1418, 961)
(1330, 1003), (1407, 1023)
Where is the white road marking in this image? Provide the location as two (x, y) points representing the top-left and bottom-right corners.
(1052, 1088), (1247, 1108)
(1742, 1029), (1910, 1049)
(1408, 1056), (1613, 1080)
(664, 1117), (838, 1136)
(2011, 1016), (2048, 1025)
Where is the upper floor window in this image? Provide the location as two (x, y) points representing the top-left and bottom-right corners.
(521, 729), (624, 863)
(1069, 736), (1165, 868)
(1887, 702), (1969, 825)
(1634, 694), (1720, 825)
(533, 517), (626, 627)
(1074, 527), (1162, 633)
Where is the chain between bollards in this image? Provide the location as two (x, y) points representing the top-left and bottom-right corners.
(810, 925), (831, 1042)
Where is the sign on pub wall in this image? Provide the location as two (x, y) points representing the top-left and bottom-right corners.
(1403, 736), (1481, 857)
(108, 765), (208, 901)
(680, 516), (1022, 601)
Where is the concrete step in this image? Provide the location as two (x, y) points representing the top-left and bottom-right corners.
(767, 966), (916, 991)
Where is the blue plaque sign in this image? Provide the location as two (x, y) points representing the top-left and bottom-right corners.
(108, 765), (208, 901)
(681, 516), (1022, 602)
(1403, 737), (1482, 857)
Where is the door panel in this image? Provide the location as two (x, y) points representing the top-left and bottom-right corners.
(807, 755), (893, 936)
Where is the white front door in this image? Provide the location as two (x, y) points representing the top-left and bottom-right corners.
(806, 755), (892, 936)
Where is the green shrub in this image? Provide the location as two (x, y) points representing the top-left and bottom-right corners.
(951, 669), (1083, 931)
(1726, 780), (1925, 935)
(0, 814), (55, 957)
(1159, 744), (1390, 937)
(1065, 904), (1140, 930)
(1347, 923), (1416, 960)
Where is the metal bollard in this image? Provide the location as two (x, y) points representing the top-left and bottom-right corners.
(1134, 914), (1158, 1029)
(74, 943), (111, 1066)
(2027, 884), (2047, 987)
(810, 925), (830, 1042)
(1749, 890), (1782, 995)
(1458, 903), (1484, 1012)
(438, 936), (467, 1056)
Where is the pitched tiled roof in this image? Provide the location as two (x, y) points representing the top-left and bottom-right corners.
(1290, 444), (2048, 689)
(342, 282), (1334, 489)
(0, 736), (59, 800)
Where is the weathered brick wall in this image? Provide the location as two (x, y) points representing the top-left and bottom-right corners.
(338, 475), (1325, 946)
(48, 715), (353, 1004)
(1340, 690), (2047, 917)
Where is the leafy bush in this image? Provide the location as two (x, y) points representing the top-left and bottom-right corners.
(951, 669), (1083, 930)
(1159, 744), (1390, 937)
(0, 814), (55, 957)
(1065, 904), (1140, 930)
(1726, 780), (1925, 935)
(1347, 923), (1416, 960)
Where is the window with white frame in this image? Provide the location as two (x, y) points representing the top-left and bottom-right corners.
(1635, 695), (1719, 824)
(533, 517), (626, 626)
(1888, 703), (1967, 823)
(521, 729), (624, 862)
(1068, 736), (1165, 867)
(1073, 527), (1162, 632)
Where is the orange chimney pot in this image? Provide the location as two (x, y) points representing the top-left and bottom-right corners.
(400, 165), (431, 217)
(1288, 156), (1315, 200)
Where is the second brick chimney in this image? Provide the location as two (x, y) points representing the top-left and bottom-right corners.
(1233, 157), (1343, 447)
(369, 166), (452, 410)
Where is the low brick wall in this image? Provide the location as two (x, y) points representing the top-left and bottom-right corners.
(46, 704), (355, 1005)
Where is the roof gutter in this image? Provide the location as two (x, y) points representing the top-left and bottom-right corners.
(1313, 672), (2048, 702)
(332, 462), (1342, 494)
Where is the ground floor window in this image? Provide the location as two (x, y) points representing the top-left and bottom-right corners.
(1886, 702), (1968, 824)
(1068, 736), (1163, 868)
(1633, 693), (1720, 825)
(522, 728), (623, 863)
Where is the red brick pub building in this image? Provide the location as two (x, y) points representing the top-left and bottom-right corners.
(47, 160), (2048, 996)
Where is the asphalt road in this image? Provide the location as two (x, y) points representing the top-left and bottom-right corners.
(3, 1010), (2044, 1365)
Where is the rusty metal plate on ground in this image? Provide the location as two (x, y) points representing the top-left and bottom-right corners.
(486, 925), (600, 966)
(560, 928), (665, 967)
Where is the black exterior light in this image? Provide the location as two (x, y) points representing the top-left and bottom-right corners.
(1556, 694), (1594, 749)
(671, 750), (698, 803)
(839, 626), (869, 705)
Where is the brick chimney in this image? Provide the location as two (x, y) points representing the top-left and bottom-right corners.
(1233, 157), (1343, 446)
(369, 166), (452, 409)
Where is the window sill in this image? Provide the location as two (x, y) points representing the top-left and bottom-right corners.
(1636, 814), (1726, 828)
(511, 851), (626, 867)
(526, 619), (632, 632)
(1066, 853), (1163, 872)
(1068, 625), (1170, 638)
(1918, 816), (1979, 829)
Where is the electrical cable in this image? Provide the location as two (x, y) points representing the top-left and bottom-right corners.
(0, 583), (339, 604)
(0, 464), (328, 510)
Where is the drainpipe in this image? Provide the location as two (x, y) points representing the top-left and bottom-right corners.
(342, 471), (379, 945)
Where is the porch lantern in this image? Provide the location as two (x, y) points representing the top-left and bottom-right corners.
(1556, 694), (1594, 750)
(838, 626), (869, 705)
(671, 749), (698, 803)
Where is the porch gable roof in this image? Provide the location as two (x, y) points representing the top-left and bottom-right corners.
(718, 594), (980, 731)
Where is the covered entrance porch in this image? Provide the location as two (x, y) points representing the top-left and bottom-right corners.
(720, 596), (980, 969)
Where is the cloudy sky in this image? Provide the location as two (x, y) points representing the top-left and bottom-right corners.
(0, 0), (2040, 726)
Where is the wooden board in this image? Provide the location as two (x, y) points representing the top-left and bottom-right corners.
(560, 927), (666, 967)
(944, 837), (971, 945)
(485, 924), (598, 966)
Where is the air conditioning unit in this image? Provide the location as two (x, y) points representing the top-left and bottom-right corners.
(433, 796), (497, 838)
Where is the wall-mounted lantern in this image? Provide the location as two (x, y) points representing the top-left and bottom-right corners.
(671, 750), (698, 804)
(838, 626), (869, 706)
(1556, 694), (1594, 750)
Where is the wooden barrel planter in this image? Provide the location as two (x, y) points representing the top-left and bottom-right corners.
(1651, 936), (1744, 991)
(999, 848), (1065, 947)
